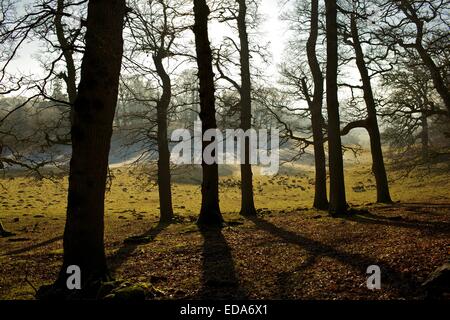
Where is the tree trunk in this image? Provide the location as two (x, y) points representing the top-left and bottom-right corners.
(350, 13), (392, 204)
(307, 0), (328, 210)
(153, 53), (174, 223)
(325, 0), (347, 216)
(55, 0), (78, 116)
(416, 45), (450, 115)
(396, 0), (450, 115)
(0, 148), (11, 237)
(193, 0), (223, 227)
(311, 110), (329, 210)
(58, 0), (126, 287)
(236, 0), (257, 216)
(421, 111), (429, 163)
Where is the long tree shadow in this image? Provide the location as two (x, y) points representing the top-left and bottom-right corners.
(389, 202), (450, 217)
(345, 211), (450, 234)
(4, 236), (63, 256)
(275, 254), (317, 299)
(246, 216), (422, 298)
(197, 226), (247, 299)
(108, 221), (170, 274)
(394, 202), (450, 208)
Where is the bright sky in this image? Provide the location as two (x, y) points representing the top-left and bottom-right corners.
(7, 0), (287, 80)
(258, 0), (286, 68)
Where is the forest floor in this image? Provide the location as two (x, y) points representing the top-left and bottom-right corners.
(0, 154), (449, 300)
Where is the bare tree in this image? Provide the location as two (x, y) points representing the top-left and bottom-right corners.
(125, 0), (192, 223)
(339, 1), (392, 203)
(303, 0), (328, 210)
(55, 0), (80, 107)
(212, 0), (270, 215)
(278, 0), (329, 210)
(236, 0), (257, 216)
(0, 0), (86, 242)
(381, 61), (448, 171)
(39, 0), (127, 297)
(193, 0), (223, 226)
(326, 0), (347, 215)
(378, 0), (450, 115)
(0, 0), (87, 160)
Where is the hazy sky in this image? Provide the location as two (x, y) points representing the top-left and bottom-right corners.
(8, 0), (287, 79)
(258, 0), (287, 67)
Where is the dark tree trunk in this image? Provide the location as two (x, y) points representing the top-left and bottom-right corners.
(421, 111), (429, 162)
(350, 14), (392, 204)
(0, 140), (3, 213)
(397, 0), (450, 115)
(55, 0), (78, 116)
(236, 0), (257, 217)
(58, 0), (126, 286)
(193, 0), (223, 227)
(0, 147), (10, 237)
(325, 0), (347, 216)
(307, 0), (329, 211)
(416, 45), (450, 115)
(153, 53), (174, 223)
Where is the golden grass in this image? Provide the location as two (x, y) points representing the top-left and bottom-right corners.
(1, 153), (449, 225)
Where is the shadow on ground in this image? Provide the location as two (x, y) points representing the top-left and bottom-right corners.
(346, 207), (450, 234)
(246, 215), (423, 298)
(108, 221), (170, 273)
(197, 226), (247, 299)
(4, 236), (63, 256)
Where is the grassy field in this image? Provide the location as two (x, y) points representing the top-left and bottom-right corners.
(0, 154), (449, 299)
